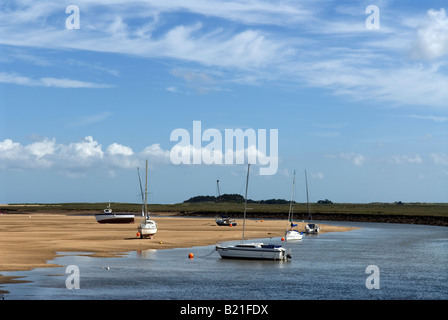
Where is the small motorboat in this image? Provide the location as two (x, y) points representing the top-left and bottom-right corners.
(95, 205), (135, 224)
(215, 216), (237, 227)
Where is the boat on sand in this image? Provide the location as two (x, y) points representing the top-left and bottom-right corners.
(95, 204), (135, 224)
(137, 160), (157, 239)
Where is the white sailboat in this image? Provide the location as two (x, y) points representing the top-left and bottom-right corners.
(216, 164), (291, 261)
(137, 160), (157, 239)
(304, 170), (320, 234)
(285, 170), (303, 241)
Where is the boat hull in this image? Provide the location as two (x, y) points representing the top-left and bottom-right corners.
(216, 243), (288, 260)
(215, 219), (237, 227)
(285, 230), (303, 240)
(138, 220), (157, 238)
(95, 214), (135, 224)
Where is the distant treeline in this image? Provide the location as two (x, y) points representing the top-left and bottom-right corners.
(184, 194), (290, 204)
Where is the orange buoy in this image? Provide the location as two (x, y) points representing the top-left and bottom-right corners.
(188, 253), (194, 259)
(136, 232), (140, 238)
(261, 219), (264, 222)
(281, 237), (285, 241)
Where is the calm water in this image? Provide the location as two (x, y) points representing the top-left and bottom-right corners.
(2, 221), (447, 300)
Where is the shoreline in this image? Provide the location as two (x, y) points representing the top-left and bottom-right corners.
(181, 211), (448, 226)
(0, 213), (356, 290)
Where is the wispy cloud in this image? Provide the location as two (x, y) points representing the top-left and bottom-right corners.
(408, 114), (448, 122)
(430, 153), (448, 166)
(325, 152), (367, 167)
(1, 1), (448, 108)
(392, 154), (423, 165)
(0, 72), (112, 88)
(170, 68), (224, 94)
(67, 112), (113, 128)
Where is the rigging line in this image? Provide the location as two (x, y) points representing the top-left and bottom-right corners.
(194, 247), (219, 258)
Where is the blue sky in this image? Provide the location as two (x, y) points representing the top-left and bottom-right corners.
(1, 0), (447, 204)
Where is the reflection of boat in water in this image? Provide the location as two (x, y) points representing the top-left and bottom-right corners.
(95, 204), (135, 224)
(285, 170), (303, 241)
(137, 160), (157, 239)
(305, 223), (320, 234)
(215, 179), (237, 227)
(286, 229), (303, 240)
(216, 165), (291, 261)
(304, 170), (320, 234)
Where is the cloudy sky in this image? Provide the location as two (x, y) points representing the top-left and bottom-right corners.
(1, 0), (447, 204)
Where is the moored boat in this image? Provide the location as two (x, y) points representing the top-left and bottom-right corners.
(215, 164), (290, 261)
(95, 204), (135, 224)
(215, 217), (237, 227)
(215, 180), (237, 227)
(304, 170), (320, 234)
(137, 160), (157, 239)
(216, 243), (288, 260)
(285, 170), (303, 241)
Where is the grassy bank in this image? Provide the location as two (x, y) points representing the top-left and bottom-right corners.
(1, 202), (447, 226)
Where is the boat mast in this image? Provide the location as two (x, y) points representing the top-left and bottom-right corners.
(242, 164), (250, 243)
(137, 167), (144, 218)
(287, 170), (296, 229)
(305, 169), (311, 221)
(216, 180), (221, 200)
(216, 179), (224, 219)
(144, 160), (148, 220)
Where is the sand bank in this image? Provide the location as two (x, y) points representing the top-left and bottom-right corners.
(0, 213), (356, 286)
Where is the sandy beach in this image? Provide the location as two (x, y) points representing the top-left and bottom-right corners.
(0, 213), (356, 287)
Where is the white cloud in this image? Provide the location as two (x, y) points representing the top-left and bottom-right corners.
(1, 1), (448, 109)
(310, 172), (324, 179)
(0, 135), (279, 175)
(309, 131), (340, 138)
(25, 138), (56, 159)
(326, 152), (366, 167)
(67, 112), (113, 127)
(150, 0), (310, 26)
(40, 77), (112, 89)
(0, 136), (171, 175)
(141, 144), (171, 164)
(107, 143), (134, 156)
(392, 154), (423, 165)
(0, 72), (112, 89)
(408, 114), (448, 122)
(0, 139), (22, 160)
(340, 152), (366, 167)
(411, 8), (448, 60)
(302, 62), (448, 108)
(166, 86), (178, 93)
(430, 153), (448, 166)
